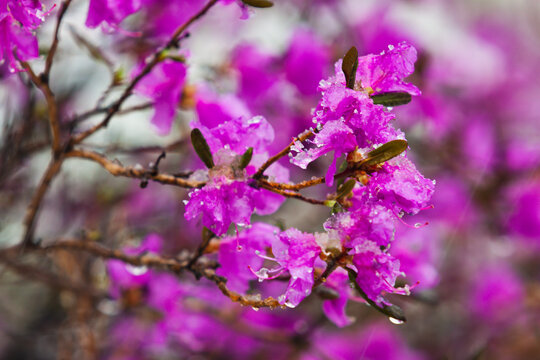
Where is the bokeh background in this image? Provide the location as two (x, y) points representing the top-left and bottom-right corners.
(1, 0), (540, 359)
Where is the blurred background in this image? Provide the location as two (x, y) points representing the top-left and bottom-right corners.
(1, 0), (540, 358)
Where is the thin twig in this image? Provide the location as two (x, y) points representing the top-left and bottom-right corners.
(253, 129), (314, 179)
(260, 176), (325, 191)
(201, 268), (283, 309)
(0, 253), (106, 299)
(44, 0), (73, 76)
(259, 181), (326, 205)
(65, 149), (205, 188)
(70, 102), (153, 127)
(19, 61), (61, 153)
(41, 240), (191, 273)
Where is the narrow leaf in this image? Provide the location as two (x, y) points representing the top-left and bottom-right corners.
(190, 129), (214, 169)
(371, 92), (412, 107)
(346, 268), (407, 322)
(359, 139), (408, 168)
(239, 147), (253, 169)
(342, 46), (358, 90)
(242, 0), (273, 8)
(336, 179), (356, 199)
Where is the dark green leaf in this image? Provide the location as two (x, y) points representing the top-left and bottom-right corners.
(336, 179), (356, 199)
(190, 129), (214, 169)
(342, 46), (358, 90)
(371, 92), (412, 107)
(239, 147), (253, 169)
(241, 0), (273, 8)
(360, 139), (408, 168)
(346, 268), (407, 322)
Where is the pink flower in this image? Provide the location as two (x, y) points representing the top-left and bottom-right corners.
(134, 59), (187, 135)
(356, 42), (421, 96)
(85, 0), (141, 31)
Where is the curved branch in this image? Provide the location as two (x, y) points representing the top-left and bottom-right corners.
(253, 129), (314, 179)
(66, 149), (205, 188)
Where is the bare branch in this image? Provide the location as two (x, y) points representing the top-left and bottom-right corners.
(66, 149), (205, 188)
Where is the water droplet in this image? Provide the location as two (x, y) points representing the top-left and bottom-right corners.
(284, 300), (295, 308)
(251, 306), (260, 311)
(389, 317), (404, 325)
(126, 265), (148, 276)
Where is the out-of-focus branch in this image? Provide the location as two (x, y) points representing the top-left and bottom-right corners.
(0, 252), (106, 299)
(41, 240), (193, 273)
(65, 149), (205, 188)
(19, 61), (61, 154)
(71, 0), (219, 145)
(22, 157), (64, 246)
(70, 102), (153, 127)
(44, 0), (73, 76)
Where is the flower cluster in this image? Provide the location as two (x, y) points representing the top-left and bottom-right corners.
(180, 42), (435, 325)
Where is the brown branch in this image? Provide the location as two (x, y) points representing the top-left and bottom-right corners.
(201, 268), (284, 309)
(259, 181), (326, 205)
(253, 129), (314, 179)
(65, 148), (205, 188)
(22, 157), (64, 246)
(5, 240), (282, 309)
(0, 253), (106, 299)
(259, 176), (325, 191)
(19, 61), (61, 153)
(71, 0), (219, 145)
(44, 0), (73, 76)
(70, 102), (153, 126)
(40, 240), (192, 273)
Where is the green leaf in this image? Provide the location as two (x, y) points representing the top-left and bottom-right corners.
(336, 179), (356, 199)
(241, 0), (273, 8)
(190, 129), (214, 169)
(359, 139), (408, 168)
(346, 268), (407, 322)
(370, 92), (412, 107)
(239, 147), (253, 169)
(342, 46), (358, 90)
